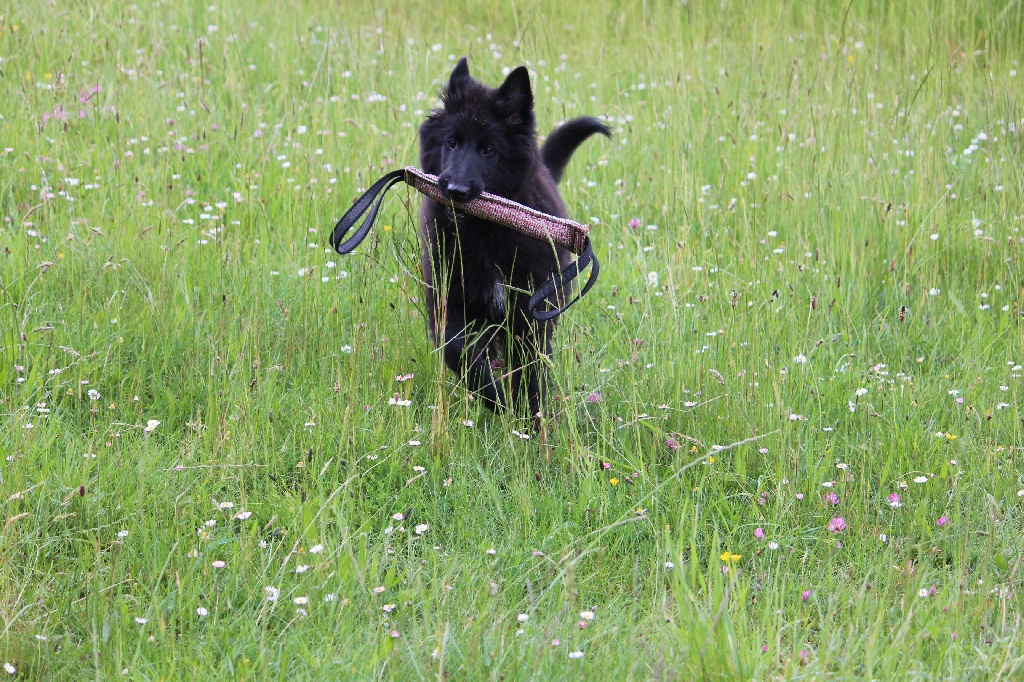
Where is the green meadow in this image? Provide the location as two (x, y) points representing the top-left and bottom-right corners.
(2, 0), (1023, 678)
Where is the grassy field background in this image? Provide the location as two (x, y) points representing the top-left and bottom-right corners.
(2, 0), (1024, 678)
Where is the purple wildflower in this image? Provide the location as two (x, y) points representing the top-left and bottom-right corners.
(827, 517), (846, 534)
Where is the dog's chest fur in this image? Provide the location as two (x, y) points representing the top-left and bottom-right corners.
(435, 214), (511, 322)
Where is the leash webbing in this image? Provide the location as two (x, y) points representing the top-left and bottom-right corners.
(328, 169), (407, 255)
(527, 236), (598, 321)
(329, 168), (599, 320)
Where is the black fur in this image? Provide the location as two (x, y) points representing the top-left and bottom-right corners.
(418, 57), (609, 418)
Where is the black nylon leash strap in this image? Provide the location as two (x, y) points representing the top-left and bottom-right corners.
(329, 169), (599, 320)
(329, 169), (407, 254)
(527, 237), (599, 321)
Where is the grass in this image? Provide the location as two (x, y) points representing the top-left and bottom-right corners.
(2, 0), (1024, 678)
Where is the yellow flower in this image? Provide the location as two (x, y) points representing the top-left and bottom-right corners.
(945, 434), (957, 441)
(609, 478), (619, 486)
(383, 224), (392, 232)
(720, 551), (741, 563)
(708, 456), (715, 464)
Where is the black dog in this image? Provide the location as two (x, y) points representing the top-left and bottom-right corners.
(418, 57), (609, 418)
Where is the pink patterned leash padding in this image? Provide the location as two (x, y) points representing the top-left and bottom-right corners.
(402, 167), (590, 255)
(329, 167), (598, 320)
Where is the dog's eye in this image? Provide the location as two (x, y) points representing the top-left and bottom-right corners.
(480, 144), (494, 156)
(446, 137), (458, 149)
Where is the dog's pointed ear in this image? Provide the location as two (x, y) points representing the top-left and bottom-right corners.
(448, 57), (471, 91)
(496, 66), (533, 127)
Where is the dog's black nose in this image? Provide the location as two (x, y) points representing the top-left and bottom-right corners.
(444, 182), (472, 202)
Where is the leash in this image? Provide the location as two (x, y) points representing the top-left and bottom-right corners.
(329, 167), (599, 321)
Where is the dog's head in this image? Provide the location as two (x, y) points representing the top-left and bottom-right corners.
(419, 57), (536, 203)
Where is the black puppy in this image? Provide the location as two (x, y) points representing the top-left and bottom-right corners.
(418, 57), (609, 418)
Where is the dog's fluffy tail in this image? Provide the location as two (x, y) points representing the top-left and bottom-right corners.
(541, 117), (611, 184)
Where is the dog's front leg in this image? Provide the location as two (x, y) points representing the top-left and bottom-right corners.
(511, 316), (553, 428)
(442, 312), (506, 410)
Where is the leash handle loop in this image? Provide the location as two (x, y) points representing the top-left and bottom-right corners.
(528, 237), (599, 321)
(329, 169), (407, 254)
